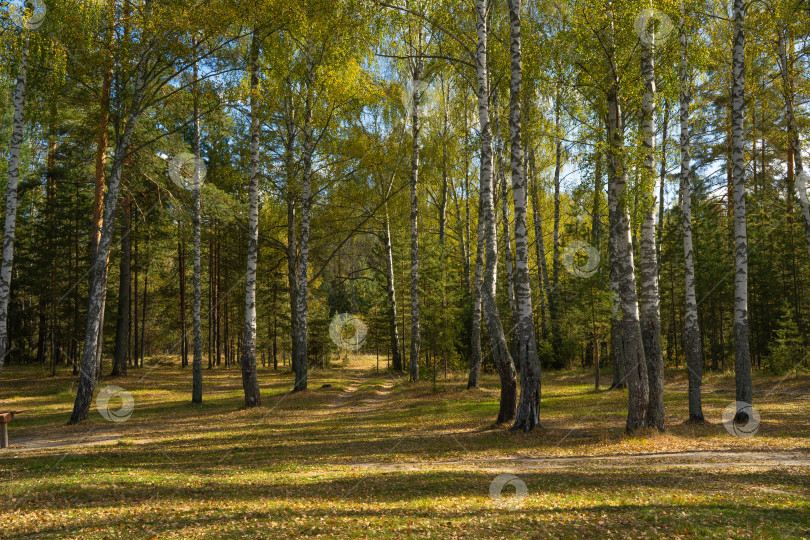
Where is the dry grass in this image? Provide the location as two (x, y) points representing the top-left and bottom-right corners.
(1, 354), (808, 538)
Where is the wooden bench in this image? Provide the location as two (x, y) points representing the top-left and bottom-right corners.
(0, 411), (24, 449)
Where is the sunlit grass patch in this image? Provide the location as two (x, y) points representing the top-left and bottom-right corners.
(1, 356), (808, 538)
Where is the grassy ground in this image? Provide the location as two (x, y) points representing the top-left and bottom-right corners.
(1, 354), (808, 538)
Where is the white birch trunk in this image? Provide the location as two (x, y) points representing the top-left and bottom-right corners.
(0, 37), (27, 373)
(71, 60), (147, 423)
(409, 61), (423, 382)
(476, 0), (517, 422)
(240, 30), (262, 407)
(606, 7), (649, 430)
(528, 146), (549, 338)
(287, 198), (298, 373)
(605, 115), (626, 391)
(731, 0), (753, 411)
(467, 196), (485, 388)
(494, 103), (518, 344)
(639, 39), (665, 431)
(508, 0), (542, 431)
(680, 7), (704, 422)
(383, 208), (402, 371)
(295, 46), (315, 392)
(550, 98), (562, 362)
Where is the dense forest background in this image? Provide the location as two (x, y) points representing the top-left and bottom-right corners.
(1, 0), (808, 428)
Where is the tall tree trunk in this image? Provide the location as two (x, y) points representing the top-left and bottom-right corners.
(70, 58), (147, 424)
(731, 0), (753, 413)
(639, 38), (665, 431)
(179, 221), (187, 368)
(464, 121), (472, 292)
(111, 195), (131, 376)
(0, 37), (27, 372)
(607, 114), (626, 391)
(779, 28), (810, 260)
(466, 96), (484, 389)
(508, 0), (542, 431)
(205, 230), (210, 366)
(409, 60), (423, 382)
(467, 197), (485, 389)
(140, 253), (148, 367)
(240, 30), (262, 407)
(215, 226), (221, 367)
(95, 288), (108, 377)
(91, 8), (115, 377)
(680, 6), (704, 422)
(42, 109), (57, 372)
(36, 300), (48, 366)
(223, 252), (229, 367)
(529, 147), (550, 339)
(272, 289), (278, 370)
(476, 0), (517, 422)
(294, 45), (315, 392)
(383, 208), (402, 371)
(191, 43), (204, 403)
(606, 10), (649, 430)
(133, 223), (139, 366)
(73, 185), (80, 374)
(592, 144), (603, 251)
(494, 100), (518, 354)
(287, 198), (298, 373)
(592, 141), (604, 390)
(550, 97), (563, 365)
(658, 101), (669, 266)
(609, 279), (626, 389)
(440, 77), (450, 248)
(284, 96), (299, 373)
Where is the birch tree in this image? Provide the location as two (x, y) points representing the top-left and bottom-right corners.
(529, 147), (551, 339)
(679, 2), (704, 423)
(476, 0), (517, 422)
(70, 46), (149, 423)
(550, 95), (563, 362)
(494, 98), (518, 353)
(731, 0), (753, 415)
(294, 43), (315, 392)
(69, 1), (234, 420)
(240, 29), (262, 407)
(639, 34), (664, 431)
(90, 0), (116, 375)
(508, 0), (542, 431)
(467, 199), (485, 388)
(0, 33), (28, 373)
(383, 206), (403, 371)
(605, 5), (649, 431)
(407, 45), (424, 383)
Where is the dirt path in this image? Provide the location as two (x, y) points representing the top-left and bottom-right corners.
(326, 376), (396, 412)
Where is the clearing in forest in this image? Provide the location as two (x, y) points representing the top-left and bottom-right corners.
(1, 355), (808, 538)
